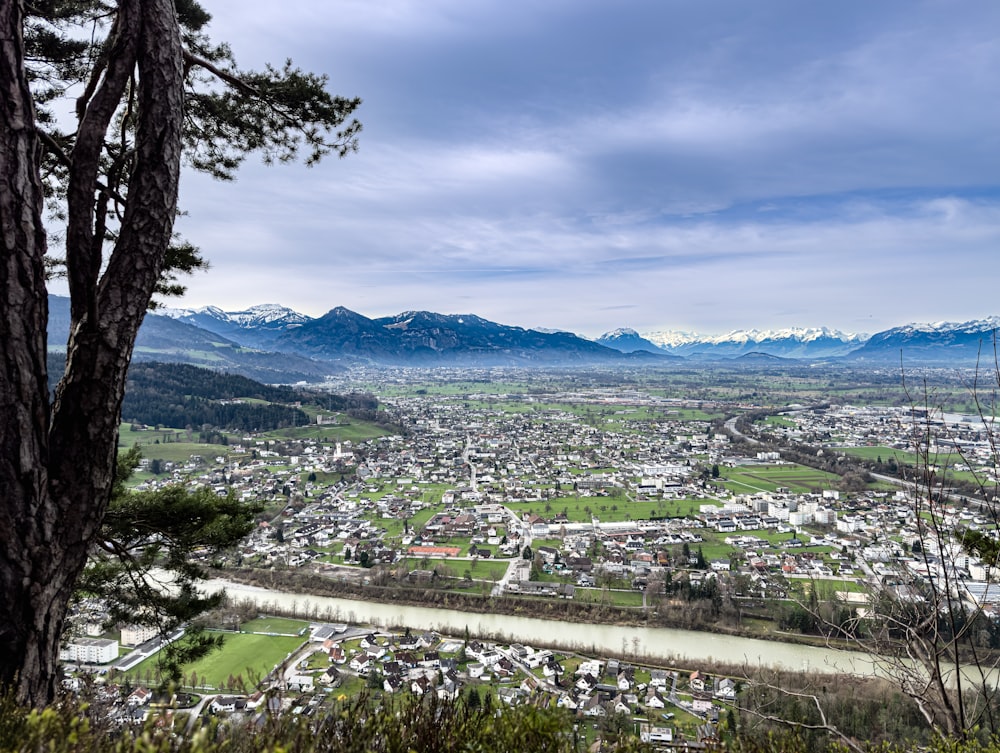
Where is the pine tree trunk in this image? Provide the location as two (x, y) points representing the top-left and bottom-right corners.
(0, 0), (60, 705)
(0, 0), (184, 706)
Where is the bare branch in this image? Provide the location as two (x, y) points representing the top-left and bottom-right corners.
(738, 676), (867, 753)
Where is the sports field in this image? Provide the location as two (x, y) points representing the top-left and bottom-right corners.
(240, 617), (310, 635)
(719, 464), (842, 494)
(125, 632), (304, 690)
(503, 496), (679, 523)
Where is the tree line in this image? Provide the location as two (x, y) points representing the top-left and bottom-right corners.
(48, 358), (382, 433)
(119, 361), (309, 431)
(122, 394), (308, 432)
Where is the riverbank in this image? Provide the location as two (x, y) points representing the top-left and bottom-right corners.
(215, 566), (858, 656)
(194, 573), (944, 748)
(202, 573), (876, 677)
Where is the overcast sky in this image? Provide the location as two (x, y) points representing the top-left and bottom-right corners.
(169, 0), (1000, 338)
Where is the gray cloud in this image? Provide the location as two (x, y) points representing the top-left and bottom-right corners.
(172, 0), (1000, 337)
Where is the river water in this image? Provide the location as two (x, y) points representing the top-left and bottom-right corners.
(202, 578), (877, 676)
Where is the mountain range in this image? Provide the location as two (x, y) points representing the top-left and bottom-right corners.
(162, 305), (669, 367)
(639, 327), (868, 359)
(45, 297), (1000, 381)
(845, 317), (1000, 363)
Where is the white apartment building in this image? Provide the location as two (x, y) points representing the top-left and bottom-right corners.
(60, 637), (118, 664)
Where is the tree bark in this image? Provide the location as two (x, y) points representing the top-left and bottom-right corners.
(0, 0), (184, 706)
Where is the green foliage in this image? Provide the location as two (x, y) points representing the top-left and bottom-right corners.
(10, 689), (1000, 753)
(779, 602), (819, 634)
(27, 0), (362, 299)
(48, 357), (380, 435)
(695, 545), (708, 569)
(121, 362), (309, 430)
(74, 449), (260, 687)
(0, 691), (657, 753)
(183, 60), (362, 177)
(121, 361), (378, 432)
(126, 362), (306, 401)
(962, 529), (1000, 568)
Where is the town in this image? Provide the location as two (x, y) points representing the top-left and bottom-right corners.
(65, 365), (1000, 746)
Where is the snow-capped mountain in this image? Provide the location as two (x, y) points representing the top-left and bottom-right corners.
(848, 317), (1000, 362)
(640, 330), (703, 349)
(160, 304), (313, 349)
(162, 303), (310, 329)
(267, 308), (655, 366)
(139, 301), (1000, 371)
(642, 327), (867, 359)
(595, 328), (667, 354)
(225, 304), (312, 329)
(871, 317), (1000, 338)
(49, 297), (332, 381)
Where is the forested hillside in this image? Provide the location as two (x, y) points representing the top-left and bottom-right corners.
(46, 358), (379, 432)
(125, 363), (306, 402)
(122, 363), (309, 431)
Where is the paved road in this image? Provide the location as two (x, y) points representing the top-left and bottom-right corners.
(724, 416), (759, 445)
(183, 694), (214, 734)
(492, 556), (530, 596)
(114, 627), (186, 671)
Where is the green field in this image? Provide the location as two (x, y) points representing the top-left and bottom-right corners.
(265, 419), (391, 443)
(568, 588), (645, 607)
(840, 446), (920, 464)
(497, 495), (714, 524)
(120, 415), (392, 465)
(401, 557), (509, 581)
(761, 416), (797, 428)
(410, 483), (456, 503)
(123, 442), (234, 466)
(531, 538), (565, 550)
(240, 617), (310, 635)
(840, 445), (972, 472)
(665, 408), (726, 421)
(125, 632), (304, 690)
(120, 423), (231, 456)
(301, 470), (350, 485)
(503, 496), (677, 523)
(719, 464), (842, 494)
(376, 506), (439, 539)
(812, 579), (866, 597)
(841, 446), (984, 486)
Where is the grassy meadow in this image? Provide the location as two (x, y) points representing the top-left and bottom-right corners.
(124, 632), (305, 690)
(718, 464), (842, 494)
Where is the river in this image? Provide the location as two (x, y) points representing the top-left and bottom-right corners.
(202, 578), (877, 677)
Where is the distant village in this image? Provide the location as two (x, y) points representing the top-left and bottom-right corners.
(66, 374), (1000, 743)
